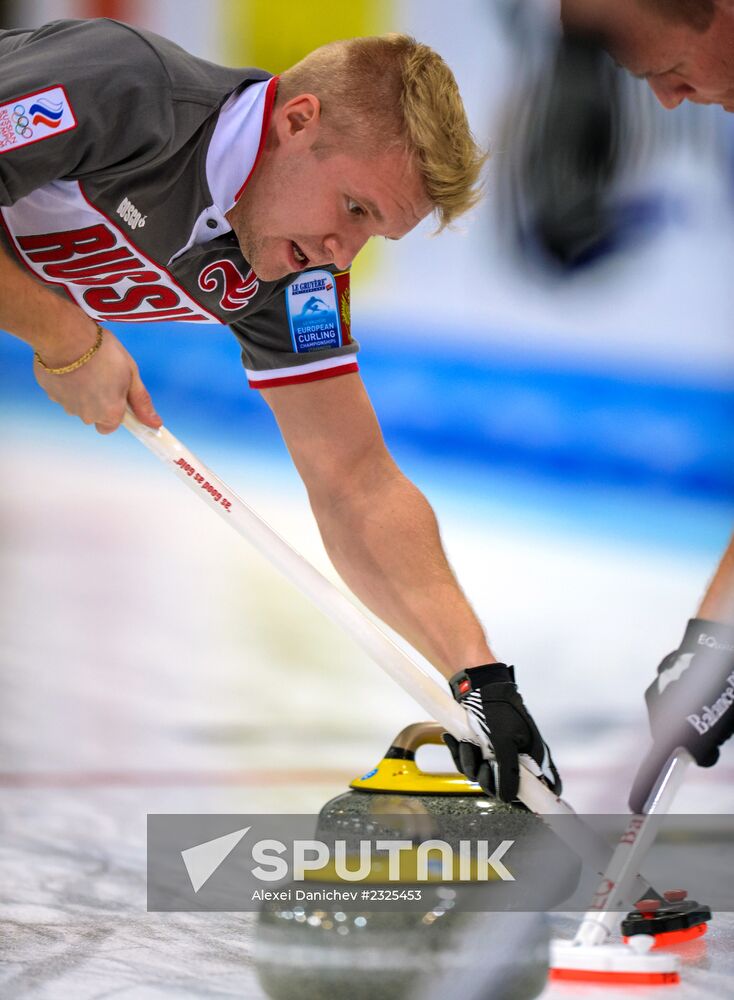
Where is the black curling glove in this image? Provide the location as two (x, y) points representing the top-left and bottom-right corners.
(444, 663), (562, 803)
(629, 619), (734, 813)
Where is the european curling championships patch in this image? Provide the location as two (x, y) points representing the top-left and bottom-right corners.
(285, 269), (343, 353)
(0, 87), (77, 154)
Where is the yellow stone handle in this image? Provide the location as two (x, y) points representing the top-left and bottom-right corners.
(387, 721), (447, 760)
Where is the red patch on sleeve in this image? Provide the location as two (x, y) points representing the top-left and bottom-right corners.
(334, 270), (351, 344)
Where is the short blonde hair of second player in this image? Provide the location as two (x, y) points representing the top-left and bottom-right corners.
(278, 34), (488, 230)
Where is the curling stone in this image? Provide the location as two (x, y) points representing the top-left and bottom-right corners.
(253, 722), (578, 1000)
(316, 721), (525, 841)
(313, 722), (580, 892)
(255, 901), (550, 1000)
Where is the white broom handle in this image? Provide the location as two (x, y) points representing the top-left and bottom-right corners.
(574, 750), (692, 946)
(122, 414), (472, 735)
(122, 413), (568, 810)
(121, 411), (659, 890)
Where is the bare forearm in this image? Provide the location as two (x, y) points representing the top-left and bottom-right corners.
(698, 532), (734, 624)
(1, 242), (159, 432)
(309, 457), (495, 677)
(0, 241), (98, 362)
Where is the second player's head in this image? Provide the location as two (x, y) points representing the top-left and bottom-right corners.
(561, 0), (734, 112)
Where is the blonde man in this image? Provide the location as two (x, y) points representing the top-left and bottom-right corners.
(0, 18), (560, 802)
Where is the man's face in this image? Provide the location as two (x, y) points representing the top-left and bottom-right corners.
(562, 0), (734, 111)
(227, 94), (432, 281)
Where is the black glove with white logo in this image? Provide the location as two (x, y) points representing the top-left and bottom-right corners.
(629, 618), (734, 814)
(443, 663), (562, 803)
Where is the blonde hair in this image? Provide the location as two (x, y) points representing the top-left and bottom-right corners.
(278, 34), (488, 229)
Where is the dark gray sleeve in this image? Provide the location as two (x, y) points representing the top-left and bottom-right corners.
(0, 19), (174, 206)
(229, 267), (360, 389)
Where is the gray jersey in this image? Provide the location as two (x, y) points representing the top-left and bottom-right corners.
(0, 18), (358, 388)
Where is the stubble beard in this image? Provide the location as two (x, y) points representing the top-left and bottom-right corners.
(230, 211), (289, 282)
(225, 186), (271, 280)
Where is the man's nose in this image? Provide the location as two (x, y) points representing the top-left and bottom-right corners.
(324, 232), (369, 270)
(648, 76), (696, 110)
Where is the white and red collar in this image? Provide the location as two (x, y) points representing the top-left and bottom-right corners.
(169, 75), (278, 263)
(207, 75), (279, 216)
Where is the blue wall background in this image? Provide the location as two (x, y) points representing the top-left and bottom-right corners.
(3, 320), (732, 505)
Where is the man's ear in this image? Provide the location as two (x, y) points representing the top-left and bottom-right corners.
(275, 93), (321, 142)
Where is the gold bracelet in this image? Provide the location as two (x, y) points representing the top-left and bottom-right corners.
(34, 324), (104, 375)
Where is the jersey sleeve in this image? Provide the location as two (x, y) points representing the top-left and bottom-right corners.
(0, 19), (173, 206)
(230, 267), (360, 389)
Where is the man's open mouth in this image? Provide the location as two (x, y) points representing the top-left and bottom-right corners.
(291, 241), (309, 266)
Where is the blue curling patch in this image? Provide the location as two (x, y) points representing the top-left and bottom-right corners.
(285, 270), (342, 352)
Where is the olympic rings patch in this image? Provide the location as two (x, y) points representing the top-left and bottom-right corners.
(12, 105), (33, 140)
(0, 86), (77, 153)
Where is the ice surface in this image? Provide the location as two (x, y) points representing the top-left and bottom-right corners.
(1, 417), (732, 998)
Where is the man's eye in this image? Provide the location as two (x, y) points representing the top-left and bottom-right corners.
(348, 200), (366, 216)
